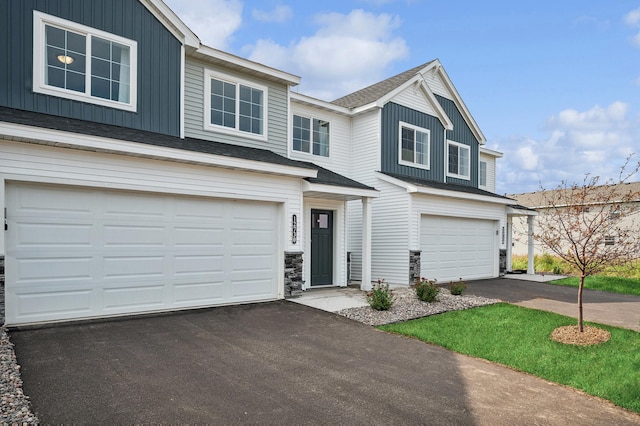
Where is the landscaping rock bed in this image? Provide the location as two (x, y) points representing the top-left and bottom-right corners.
(0, 328), (38, 424)
(336, 287), (500, 326)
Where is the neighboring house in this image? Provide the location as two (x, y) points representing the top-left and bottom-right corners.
(0, 0), (376, 326)
(292, 61), (535, 286)
(509, 182), (640, 258)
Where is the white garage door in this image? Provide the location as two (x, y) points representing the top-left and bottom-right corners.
(5, 183), (280, 326)
(420, 215), (496, 282)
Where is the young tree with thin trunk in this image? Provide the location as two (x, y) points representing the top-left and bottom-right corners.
(534, 157), (640, 332)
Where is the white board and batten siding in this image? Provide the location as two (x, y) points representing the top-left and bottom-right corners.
(1, 141), (304, 325)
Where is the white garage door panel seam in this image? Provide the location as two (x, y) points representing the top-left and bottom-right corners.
(420, 215), (496, 282)
(6, 183), (280, 326)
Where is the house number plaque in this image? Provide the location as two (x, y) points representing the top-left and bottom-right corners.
(291, 214), (297, 244)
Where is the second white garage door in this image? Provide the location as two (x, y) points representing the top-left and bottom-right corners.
(420, 215), (496, 282)
(5, 183), (280, 326)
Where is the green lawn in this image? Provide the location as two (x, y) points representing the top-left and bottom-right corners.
(550, 276), (640, 296)
(378, 303), (640, 413)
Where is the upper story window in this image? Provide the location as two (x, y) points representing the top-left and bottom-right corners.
(479, 161), (487, 187)
(398, 122), (430, 169)
(447, 140), (470, 180)
(292, 115), (330, 157)
(205, 70), (267, 139)
(33, 11), (137, 112)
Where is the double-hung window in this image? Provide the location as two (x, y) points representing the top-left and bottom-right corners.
(398, 122), (430, 169)
(33, 11), (137, 111)
(206, 71), (267, 138)
(292, 115), (330, 157)
(447, 141), (471, 180)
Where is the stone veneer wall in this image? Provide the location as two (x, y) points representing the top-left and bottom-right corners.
(409, 250), (421, 285)
(0, 255), (4, 324)
(284, 252), (303, 297)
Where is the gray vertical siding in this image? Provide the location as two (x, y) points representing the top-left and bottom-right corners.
(436, 95), (479, 187)
(380, 102), (446, 181)
(0, 0), (181, 136)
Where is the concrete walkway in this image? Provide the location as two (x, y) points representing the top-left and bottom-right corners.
(291, 276), (640, 332)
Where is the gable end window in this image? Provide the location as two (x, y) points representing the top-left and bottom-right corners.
(398, 122), (430, 169)
(205, 70), (267, 139)
(33, 11), (137, 112)
(292, 115), (329, 157)
(447, 140), (470, 180)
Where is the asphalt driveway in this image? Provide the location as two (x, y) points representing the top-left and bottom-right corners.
(467, 278), (640, 331)
(10, 301), (640, 424)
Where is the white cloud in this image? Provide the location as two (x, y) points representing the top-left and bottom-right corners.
(495, 102), (639, 195)
(164, 0), (243, 50)
(252, 5), (293, 23)
(624, 8), (640, 26)
(245, 9), (409, 100)
(625, 8), (640, 48)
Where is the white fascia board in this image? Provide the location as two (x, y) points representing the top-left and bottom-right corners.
(140, 0), (200, 48)
(350, 73), (454, 131)
(506, 206), (538, 217)
(194, 45), (301, 86)
(480, 146), (504, 158)
(418, 80), (454, 130)
(434, 63), (487, 144)
(302, 181), (379, 199)
(376, 172), (514, 205)
(290, 92), (352, 116)
(0, 122), (317, 179)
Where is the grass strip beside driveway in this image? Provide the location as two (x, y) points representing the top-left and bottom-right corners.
(378, 303), (640, 413)
(551, 276), (640, 296)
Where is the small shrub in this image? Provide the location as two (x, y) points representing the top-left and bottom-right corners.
(448, 278), (467, 295)
(367, 279), (394, 311)
(413, 277), (440, 303)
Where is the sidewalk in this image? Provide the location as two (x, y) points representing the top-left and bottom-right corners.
(291, 276), (640, 332)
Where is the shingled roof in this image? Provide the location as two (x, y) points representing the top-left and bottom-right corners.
(331, 61), (435, 109)
(510, 182), (640, 208)
(380, 172), (514, 201)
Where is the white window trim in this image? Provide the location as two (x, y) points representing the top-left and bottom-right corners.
(203, 69), (268, 141)
(447, 140), (471, 180)
(291, 113), (331, 158)
(33, 11), (138, 112)
(398, 121), (430, 170)
(479, 160), (487, 188)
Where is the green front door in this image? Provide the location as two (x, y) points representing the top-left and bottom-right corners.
(311, 209), (333, 286)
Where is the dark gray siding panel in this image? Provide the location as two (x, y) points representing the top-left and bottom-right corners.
(436, 95), (479, 187)
(0, 0), (181, 136)
(380, 102), (445, 181)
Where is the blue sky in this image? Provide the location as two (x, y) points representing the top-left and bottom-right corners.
(164, 0), (640, 194)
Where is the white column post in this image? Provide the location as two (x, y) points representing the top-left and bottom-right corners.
(506, 216), (513, 272)
(361, 197), (372, 291)
(527, 215), (535, 275)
